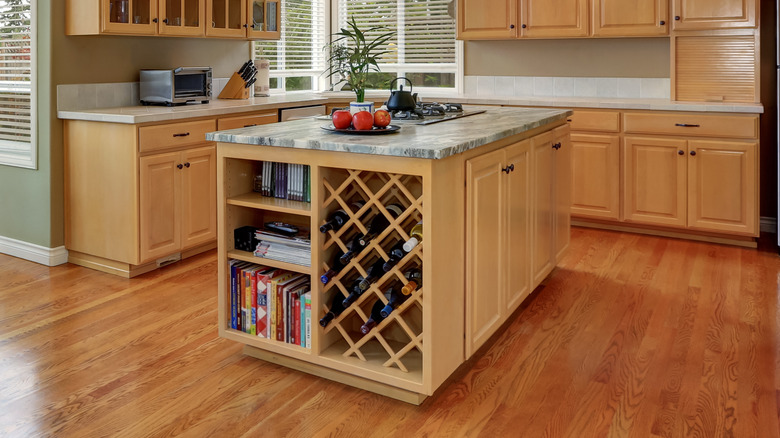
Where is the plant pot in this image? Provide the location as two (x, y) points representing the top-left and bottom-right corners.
(349, 101), (374, 115)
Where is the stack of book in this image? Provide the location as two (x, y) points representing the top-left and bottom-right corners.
(255, 161), (311, 202)
(253, 229), (311, 267)
(229, 261), (312, 348)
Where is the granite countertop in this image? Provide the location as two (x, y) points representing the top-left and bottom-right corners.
(206, 106), (571, 160)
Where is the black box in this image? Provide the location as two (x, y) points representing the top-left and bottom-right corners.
(234, 226), (259, 252)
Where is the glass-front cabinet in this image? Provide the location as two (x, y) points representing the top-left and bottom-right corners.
(248, 0), (280, 39)
(160, 0), (206, 36)
(206, 0), (247, 37)
(102, 0), (157, 35)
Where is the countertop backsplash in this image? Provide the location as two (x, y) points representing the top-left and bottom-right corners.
(465, 75), (671, 100)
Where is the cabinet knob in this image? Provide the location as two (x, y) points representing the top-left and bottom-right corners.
(184, 162), (191, 168)
(502, 164), (514, 174)
(153, 18), (158, 23)
(244, 24), (249, 28)
(521, 24), (527, 29)
(660, 20), (665, 25)
(162, 18), (169, 24)
(678, 150), (684, 155)
(675, 16), (680, 20)
(690, 151), (696, 156)
(177, 163), (183, 170)
(510, 24), (515, 29)
(675, 123), (700, 128)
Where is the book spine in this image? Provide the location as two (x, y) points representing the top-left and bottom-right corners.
(250, 270), (258, 336)
(304, 292), (311, 348)
(243, 269), (252, 333)
(256, 274), (268, 338)
(276, 283), (284, 341)
(230, 263), (237, 330)
(294, 294), (301, 346)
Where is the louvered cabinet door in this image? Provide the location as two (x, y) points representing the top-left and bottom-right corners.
(672, 0), (757, 30)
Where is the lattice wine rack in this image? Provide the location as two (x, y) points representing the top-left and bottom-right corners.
(319, 168), (424, 375)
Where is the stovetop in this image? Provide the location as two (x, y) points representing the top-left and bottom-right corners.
(387, 102), (485, 125)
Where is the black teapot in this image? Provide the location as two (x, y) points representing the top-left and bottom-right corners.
(386, 77), (418, 112)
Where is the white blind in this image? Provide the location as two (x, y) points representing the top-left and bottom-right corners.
(0, 0), (34, 169)
(254, 0), (328, 89)
(337, 0), (456, 68)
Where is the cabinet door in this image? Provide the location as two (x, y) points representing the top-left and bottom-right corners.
(624, 136), (687, 228)
(140, 151), (182, 262)
(521, 0), (589, 38)
(593, 0), (668, 36)
(672, 0), (756, 30)
(206, 0), (247, 37)
(247, 0), (280, 39)
(570, 133), (620, 220)
(458, 0), (518, 39)
(554, 126), (571, 263)
(687, 140), (757, 235)
(504, 140), (532, 314)
(181, 145), (217, 249)
(532, 131), (555, 287)
(102, 0), (158, 34)
(466, 148), (505, 357)
(159, 0), (205, 36)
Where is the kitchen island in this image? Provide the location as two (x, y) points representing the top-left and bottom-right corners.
(208, 106), (572, 404)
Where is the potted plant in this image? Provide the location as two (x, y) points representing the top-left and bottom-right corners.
(324, 17), (395, 114)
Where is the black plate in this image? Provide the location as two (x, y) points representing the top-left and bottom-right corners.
(321, 124), (401, 135)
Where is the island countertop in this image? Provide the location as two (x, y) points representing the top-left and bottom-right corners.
(206, 106), (572, 160)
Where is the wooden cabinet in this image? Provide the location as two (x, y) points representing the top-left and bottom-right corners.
(592, 0), (668, 36)
(570, 133), (620, 220)
(532, 130), (555, 286)
(66, 0), (280, 39)
(554, 126), (572, 262)
(217, 111), (279, 130)
(521, 0), (589, 38)
(466, 139), (532, 356)
(458, 0), (518, 39)
(672, 0), (757, 30)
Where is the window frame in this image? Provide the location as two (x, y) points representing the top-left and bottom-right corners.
(0, 0), (36, 169)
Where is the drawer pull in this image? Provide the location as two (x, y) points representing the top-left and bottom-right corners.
(244, 124), (258, 128)
(675, 123), (700, 128)
(173, 132), (191, 137)
(690, 151), (697, 156)
(502, 164), (514, 174)
(177, 163), (183, 170)
(678, 150), (684, 155)
(184, 162), (191, 168)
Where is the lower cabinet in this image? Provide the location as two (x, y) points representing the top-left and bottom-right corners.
(570, 133), (620, 219)
(466, 125), (571, 357)
(139, 145), (217, 263)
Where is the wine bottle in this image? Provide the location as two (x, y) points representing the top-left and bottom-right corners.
(401, 268), (422, 295)
(339, 233), (367, 265)
(341, 277), (366, 307)
(382, 241), (407, 272)
(319, 201), (365, 233)
(380, 285), (408, 318)
(403, 221), (423, 252)
(319, 293), (347, 327)
(357, 203), (404, 247)
(360, 297), (388, 334)
(320, 249), (348, 284)
(358, 259), (387, 291)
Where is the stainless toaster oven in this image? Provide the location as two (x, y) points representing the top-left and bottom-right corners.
(140, 67), (212, 106)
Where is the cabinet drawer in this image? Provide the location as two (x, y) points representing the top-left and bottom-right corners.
(623, 112), (758, 139)
(217, 112), (278, 130)
(569, 110), (620, 133)
(139, 119), (217, 154)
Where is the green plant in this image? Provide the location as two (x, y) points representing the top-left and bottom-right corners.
(324, 17), (395, 103)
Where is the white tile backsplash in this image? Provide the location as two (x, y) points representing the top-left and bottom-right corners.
(464, 75), (670, 100)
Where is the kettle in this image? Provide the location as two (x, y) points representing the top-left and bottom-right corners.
(386, 77), (418, 112)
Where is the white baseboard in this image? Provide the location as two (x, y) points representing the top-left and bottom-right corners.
(0, 235), (68, 266)
(760, 216), (777, 234)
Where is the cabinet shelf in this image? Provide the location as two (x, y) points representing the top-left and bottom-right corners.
(223, 328), (313, 358)
(228, 250), (312, 275)
(227, 192), (312, 216)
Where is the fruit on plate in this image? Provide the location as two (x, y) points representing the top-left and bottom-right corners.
(332, 110), (352, 129)
(373, 110), (391, 128)
(352, 111), (374, 131)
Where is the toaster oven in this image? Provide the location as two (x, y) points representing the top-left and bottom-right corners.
(140, 67), (212, 106)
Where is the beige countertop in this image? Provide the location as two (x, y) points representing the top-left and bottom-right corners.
(57, 92), (764, 124)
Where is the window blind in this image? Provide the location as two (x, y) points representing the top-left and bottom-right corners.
(254, 0), (328, 92)
(0, 0), (33, 168)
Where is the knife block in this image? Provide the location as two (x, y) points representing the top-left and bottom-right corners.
(218, 72), (250, 99)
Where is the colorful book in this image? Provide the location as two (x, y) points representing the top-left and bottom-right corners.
(304, 291), (311, 348)
(269, 272), (297, 341)
(276, 275), (307, 342)
(254, 268), (278, 338)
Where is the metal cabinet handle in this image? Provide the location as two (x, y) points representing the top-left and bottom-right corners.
(502, 164), (514, 174)
(173, 132), (191, 137)
(660, 20), (666, 25)
(510, 24), (515, 29)
(153, 18), (158, 23)
(675, 16), (680, 20)
(678, 150), (684, 155)
(162, 18), (169, 24)
(675, 123), (700, 128)
(690, 151), (696, 156)
(521, 24), (527, 29)
(177, 163), (183, 170)
(184, 162), (191, 168)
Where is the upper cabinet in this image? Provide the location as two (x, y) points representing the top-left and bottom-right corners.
(458, 0), (518, 39)
(672, 0), (757, 30)
(592, 0), (669, 37)
(66, 0), (280, 39)
(522, 0), (589, 38)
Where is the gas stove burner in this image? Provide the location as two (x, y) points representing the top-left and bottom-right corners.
(444, 103), (463, 113)
(419, 103), (446, 117)
(390, 108), (425, 120)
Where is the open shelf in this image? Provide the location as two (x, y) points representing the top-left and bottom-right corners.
(223, 328), (313, 358)
(227, 192), (312, 216)
(228, 250), (312, 275)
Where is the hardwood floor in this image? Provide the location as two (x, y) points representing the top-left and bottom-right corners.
(1, 227), (778, 437)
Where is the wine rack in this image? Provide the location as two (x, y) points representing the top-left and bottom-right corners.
(319, 168), (425, 375)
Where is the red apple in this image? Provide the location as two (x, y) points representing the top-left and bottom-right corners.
(352, 111), (374, 131)
(332, 110), (352, 129)
(373, 110), (391, 128)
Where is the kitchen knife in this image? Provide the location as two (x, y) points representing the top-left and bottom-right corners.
(237, 60), (251, 75)
(245, 77), (256, 88)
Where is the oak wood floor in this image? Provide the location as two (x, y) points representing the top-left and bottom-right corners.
(1, 227), (778, 437)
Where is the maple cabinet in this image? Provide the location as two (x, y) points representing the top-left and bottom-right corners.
(671, 0), (757, 30)
(570, 133), (620, 220)
(206, 0), (280, 39)
(522, 0), (589, 38)
(592, 0), (668, 36)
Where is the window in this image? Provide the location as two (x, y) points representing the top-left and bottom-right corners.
(0, 0), (34, 169)
(254, 0), (329, 93)
(335, 0), (458, 92)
